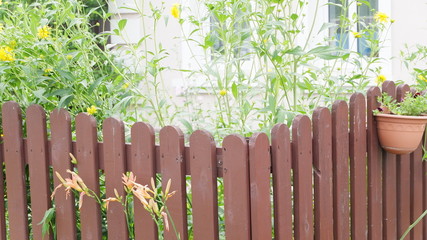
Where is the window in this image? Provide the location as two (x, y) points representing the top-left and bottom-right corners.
(329, 0), (379, 56)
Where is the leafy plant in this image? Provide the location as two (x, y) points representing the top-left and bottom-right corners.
(374, 92), (427, 116)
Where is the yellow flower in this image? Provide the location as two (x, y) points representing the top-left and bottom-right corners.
(122, 82), (130, 89)
(418, 75), (427, 82)
(66, 55), (73, 60)
(0, 46), (14, 61)
(376, 74), (386, 84)
(374, 12), (389, 23)
(86, 105), (97, 115)
(219, 89), (227, 96)
(37, 25), (51, 39)
(171, 4), (180, 19)
(8, 40), (16, 49)
(352, 31), (362, 38)
(44, 68), (53, 73)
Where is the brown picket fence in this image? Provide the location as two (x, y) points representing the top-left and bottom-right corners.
(0, 80), (426, 239)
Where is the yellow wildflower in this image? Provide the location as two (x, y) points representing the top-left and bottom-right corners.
(352, 31), (362, 38)
(8, 40), (16, 49)
(374, 12), (389, 23)
(44, 68), (53, 73)
(0, 46), (14, 61)
(86, 105), (97, 115)
(219, 89), (227, 96)
(37, 25), (51, 39)
(122, 82), (130, 89)
(170, 4), (180, 19)
(376, 74), (386, 84)
(418, 75), (427, 82)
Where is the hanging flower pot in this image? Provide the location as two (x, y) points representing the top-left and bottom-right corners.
(374, 91), (427, 154)
(375, 113), (427, 154)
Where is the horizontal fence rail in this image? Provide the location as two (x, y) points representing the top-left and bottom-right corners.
(0, 80), (426, 239)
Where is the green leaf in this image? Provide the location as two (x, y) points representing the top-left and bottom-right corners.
(118, 19), (127, 31)
(58, 95), (74, 109)
(179, 119), (193, 133)
(231, 83), (238, 99)
(38, 207), (55, 237)
(88, 76), (107, 95)
(284, 46), (304, 55)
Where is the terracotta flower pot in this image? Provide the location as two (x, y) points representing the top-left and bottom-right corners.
(375, 113), (427, 155)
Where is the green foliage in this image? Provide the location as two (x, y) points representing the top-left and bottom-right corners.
(0, 0), (142, 129)
(375, 92), (427, 116)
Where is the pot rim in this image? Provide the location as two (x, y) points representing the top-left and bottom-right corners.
(375, 113), (427, 120)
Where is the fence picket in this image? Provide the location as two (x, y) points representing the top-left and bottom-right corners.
(222, 134), (251, 239)
(102, 118), (128, 239)
(350, 93), (368, 239)
(396, 84), (411, 239)
(2, 102), (29, 239)
(292, 115), (314, 239)
(50, 108), (76, 239)
(249, 132), (272, 240)
(424, 138), (427, 237)
(313, 107), (334, 239)
(159, 126), (187, 240)
(189, 130), (219, 240)
(410, 145), (423, 239)
(380, 81), (397, 239)
(0, 141), (5, 240)
(76, 113), (102, 240)
(26, 105), (52, 240)
(271, 124), (293, 240)
(131, 122), (158, 240)
(331, 100), (350, 240)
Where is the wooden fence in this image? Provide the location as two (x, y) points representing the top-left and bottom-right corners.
(0, 80), (426, 239)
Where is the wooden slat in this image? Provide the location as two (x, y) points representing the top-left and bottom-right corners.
(410, 145), (423, 239)
(50, 108), (76, 239)
(131, 122), (157, 240)
(396, 84), (411, 239)
(2, 102), (28, 239)
(26, 105), (52, 240)
(159, 126), (187, 240)
(102, 118), (128, 239)
(424, 138), (427, 237)
(189, 130), (219, 240)
(75, 113), (101, 240)
(292, 115), (313, 239)
(222, 134), (251, 239)
(380, 81), (397, 239)
(349, 93), (368, 239)
(313, 107), (334, 239)
(331, 100), (350, 240)
(271, 124), (293, 240)
(0, 140), (5, 240)
(248, 132), (272, 240)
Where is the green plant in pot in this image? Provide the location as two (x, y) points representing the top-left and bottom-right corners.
(373, 91), (427, 154)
